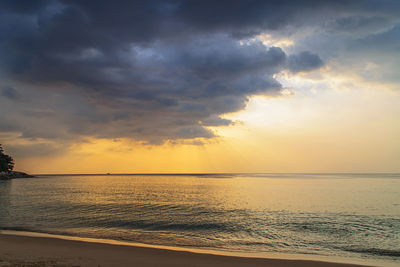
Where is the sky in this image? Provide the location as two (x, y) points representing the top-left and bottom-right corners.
(0, 0), (399, 173)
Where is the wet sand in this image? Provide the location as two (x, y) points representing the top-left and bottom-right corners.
(0, 233), (369, 267)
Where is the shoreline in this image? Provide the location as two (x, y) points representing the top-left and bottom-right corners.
(0, 230), (373, 267)
(0, 171), (34, 180)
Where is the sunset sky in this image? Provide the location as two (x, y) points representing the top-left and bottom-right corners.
(1, 0), (399, 173)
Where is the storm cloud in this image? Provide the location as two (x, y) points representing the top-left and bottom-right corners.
(0, 0), (398, 147)
(1, 87), (20, 100)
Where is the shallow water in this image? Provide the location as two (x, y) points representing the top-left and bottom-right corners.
(0, 173), (399, 266)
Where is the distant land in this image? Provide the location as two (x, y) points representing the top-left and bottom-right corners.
(0, 171), (34, 180)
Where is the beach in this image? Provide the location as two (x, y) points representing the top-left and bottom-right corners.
(0, 232), (368, 267)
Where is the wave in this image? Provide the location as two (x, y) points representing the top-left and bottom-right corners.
(86, 220), (236, 232)
(343, 247), (400, 257)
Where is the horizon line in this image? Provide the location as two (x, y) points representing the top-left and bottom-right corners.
(30, 172), (400, 176)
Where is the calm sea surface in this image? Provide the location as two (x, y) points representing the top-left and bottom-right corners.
(0, 174), (399, 266)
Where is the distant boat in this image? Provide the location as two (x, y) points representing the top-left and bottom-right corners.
(106, 173), (111, 175)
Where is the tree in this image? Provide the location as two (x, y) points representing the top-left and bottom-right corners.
(0, 144), (14, 172)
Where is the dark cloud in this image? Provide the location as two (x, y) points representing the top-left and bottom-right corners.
(0, 0), (399, 145)
(287, 51), (324, 73)
(355, 24), (400, 51)
(1, 87), (20, 100)
(0, 0), (51, 14)
(324, 16), (395, 34)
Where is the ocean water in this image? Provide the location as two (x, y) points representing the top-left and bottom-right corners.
(0, 173), (399, 266)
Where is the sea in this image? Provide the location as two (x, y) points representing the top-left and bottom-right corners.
(0, 173), (399, 266)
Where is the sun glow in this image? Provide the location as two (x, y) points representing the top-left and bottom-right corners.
(255, 33), (295, 48)
(223, 96), (301, 129)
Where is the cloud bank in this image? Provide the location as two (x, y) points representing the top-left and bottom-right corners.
(0, 0), (399, 149)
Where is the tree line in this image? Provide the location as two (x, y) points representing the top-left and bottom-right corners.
(0, 144), (14, 172)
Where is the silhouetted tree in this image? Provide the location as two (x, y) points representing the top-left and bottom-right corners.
(0, 144), (14, 172)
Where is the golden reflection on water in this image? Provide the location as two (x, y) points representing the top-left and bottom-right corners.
(1, 173), (399, 266)
(44, 174), (400, 215)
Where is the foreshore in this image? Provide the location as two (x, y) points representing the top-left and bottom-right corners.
(0, 231), (369, 267)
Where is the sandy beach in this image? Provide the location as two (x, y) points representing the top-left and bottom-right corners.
(0, 232), (369, 267)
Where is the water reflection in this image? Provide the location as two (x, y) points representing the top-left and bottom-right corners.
(0, 174), (399, 264)
(0, 180), (12, 222)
